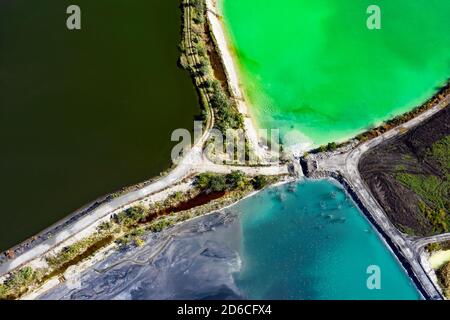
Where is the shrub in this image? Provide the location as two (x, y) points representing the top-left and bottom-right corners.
(226, 171), (248, 190)
(196, 173), (225, 192)
(0, 266), (37, 299)
(196, 172), (250, 193)
(113, 206), (148, 226)
(427, 242), (442, 252)
(149, 218), (174, 233)
(251, 176), (269, 190)
(134, 238), (145, 247)
(319, 142), (338, 152)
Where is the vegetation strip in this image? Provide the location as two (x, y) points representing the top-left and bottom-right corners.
(180, 0), (243, 133)
(312, 83), (450, 154)
(0, 172), (277, 300)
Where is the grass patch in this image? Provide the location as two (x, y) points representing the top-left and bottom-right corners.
(395, 174), (449, 210)
(395, 137), (450, 234)
(0, 266), (43, 300)
(429, 135), (450, 173)
(396, 172), (449, 233)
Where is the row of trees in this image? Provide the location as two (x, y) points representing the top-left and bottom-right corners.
(196, 171), (269, 193)
(181, 0), (244, 134)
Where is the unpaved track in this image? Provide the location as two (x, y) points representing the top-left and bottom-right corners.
(0, 136), (288, 277)
(205, 0), (268, 160)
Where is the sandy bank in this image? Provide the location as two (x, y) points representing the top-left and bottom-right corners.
(429, 250), (450, 270)
(205, 0), (269, 161)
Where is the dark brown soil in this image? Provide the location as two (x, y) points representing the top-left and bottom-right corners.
(204, 22), (229, 91)
(44, 235), (114, 282)
(160, 191), (226, 215)
(140, 191), (226, 224)
(359, 105), (450, 236)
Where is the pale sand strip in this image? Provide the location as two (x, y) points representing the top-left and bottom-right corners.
(429, 250), (450, 270)
(205, 0), (269, 161)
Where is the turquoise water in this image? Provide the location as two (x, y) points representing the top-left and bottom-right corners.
(37, 179), (422, 300)
(232, 180), (420, 299)
(221, 0), (450, 148)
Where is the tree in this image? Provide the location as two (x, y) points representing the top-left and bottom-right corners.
(251, 176), (269, 190)
(210, 175), (227, 192)
(226, 171), (247, 189)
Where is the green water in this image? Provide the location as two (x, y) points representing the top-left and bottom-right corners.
(221, 0), (450, 148)
(233, 180), (420, 299)
(0, 1), (199, 251)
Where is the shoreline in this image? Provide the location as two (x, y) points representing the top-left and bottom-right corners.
(0, 171), (290, 298)
(30, 177), (421, 300)
(319, 175), (428, 299)
(332, 174), (427, 299)
(205, 0), (268, 160)
(208, 0), (450, 155)
(18, 175), (294, 300)
(1, 0), (449, 300)
(2, 101), (448, 299)
(304, 95), (450, 299)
